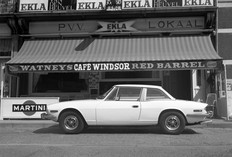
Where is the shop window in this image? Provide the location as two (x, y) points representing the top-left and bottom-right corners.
(99, 71), (162, 95)
(32, 73), (87, 93)
(104, 71), (153, 79)
(0, 39), (11, 56)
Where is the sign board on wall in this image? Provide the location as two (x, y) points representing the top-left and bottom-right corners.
(1, 97), (59, 119)
(20, 0), (49, 12)
(19, 0), (215, 12)
(8, 61), (220, 73)
(29, 17), (205, 34)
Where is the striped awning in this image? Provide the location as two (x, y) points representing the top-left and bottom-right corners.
(7, 36), (222, 72)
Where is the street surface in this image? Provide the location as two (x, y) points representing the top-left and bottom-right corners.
(0, 124), (232, 157)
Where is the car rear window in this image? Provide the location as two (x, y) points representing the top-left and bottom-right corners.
(146, 88), (170, 100)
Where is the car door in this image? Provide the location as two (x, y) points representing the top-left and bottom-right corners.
(140, 88), (172, 124)
(96, 86), (142, 125)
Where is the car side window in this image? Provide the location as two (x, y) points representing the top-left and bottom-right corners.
(146, 88), (170, 100)
(117, 87), (142, 101)
(106, 87), (118, 101)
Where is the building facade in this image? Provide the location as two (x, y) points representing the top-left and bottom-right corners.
(217, 0), (232, 120)
(1, 0), (227, 119)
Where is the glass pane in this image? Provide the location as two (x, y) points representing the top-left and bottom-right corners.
(146, 88), (170, 100)
(106, 87), (118, 100)
(104, 71), (152, 79)
(33, 73), (88, 93)
(117, 87), (141, 101)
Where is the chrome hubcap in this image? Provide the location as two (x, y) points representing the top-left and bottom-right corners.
(64, 115), (79, 130)
(165, 115), (180, 131)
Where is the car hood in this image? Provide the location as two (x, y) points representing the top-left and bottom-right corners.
(47, 99), (102, 110)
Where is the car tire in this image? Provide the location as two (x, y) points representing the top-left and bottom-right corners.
(59, 111), (85, 134)
(159, 111), (186, 135)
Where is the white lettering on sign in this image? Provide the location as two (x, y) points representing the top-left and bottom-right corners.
(131, 63), (154, 69)
(19, 64), (73, 71)
(183, 0), (214, 6)
(74, 64), (91, 71)
(19, 0), (48, 12)
(92, 63), (130, 71)
(8, 61), (216, 73)
(97, 21), (137, 32)
(156, 62), (205, 69)
(13, 104), (46, 112)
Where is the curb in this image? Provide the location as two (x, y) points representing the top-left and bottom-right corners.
(0, 119), (232, 129)
(0, 120), (56, 129)
(204, 119), (232, 128)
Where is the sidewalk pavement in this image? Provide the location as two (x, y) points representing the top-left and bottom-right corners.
(0, 118), (232, 129)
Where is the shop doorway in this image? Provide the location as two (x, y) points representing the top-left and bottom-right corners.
(163, 70), (191, 100)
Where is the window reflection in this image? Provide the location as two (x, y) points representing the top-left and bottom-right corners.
(33, 73), (87, 93)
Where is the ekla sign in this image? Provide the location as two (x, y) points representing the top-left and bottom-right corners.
(19, 0), (215, 12)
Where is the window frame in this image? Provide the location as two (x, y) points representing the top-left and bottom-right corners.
(106, 86), (142, 101)
(145, 88), (171, 101)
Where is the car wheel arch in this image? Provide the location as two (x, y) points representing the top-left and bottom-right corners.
(58, 108), (87, 126)
(158, 109), (187, 125)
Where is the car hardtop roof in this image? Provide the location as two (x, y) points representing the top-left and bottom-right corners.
(114, 84), (162, 89)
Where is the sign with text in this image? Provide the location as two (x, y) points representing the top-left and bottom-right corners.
(19, 0), (215, 12)
(29, 17), (205, 34)
(122, 0), (153, 9)
(48, 0), (77, 10)
(76, 0), (106, 10)
(19, 0), (48, 12)
(183, 0), (214, 6)
(1, 97), (59, 119)
(29, 21), (98, 34)
(8, 61), (220, 73)
(96, 21), (137, 32)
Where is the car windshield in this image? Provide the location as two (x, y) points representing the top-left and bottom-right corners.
(97, 87), (114, 99)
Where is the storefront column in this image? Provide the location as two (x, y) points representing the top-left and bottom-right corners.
(224, 60), (232, 120)
(0, 63), (4, 120)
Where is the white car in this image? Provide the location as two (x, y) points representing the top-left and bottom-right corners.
(41, 84), (209, 135)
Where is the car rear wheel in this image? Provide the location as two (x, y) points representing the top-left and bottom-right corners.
(59, 111), (85, 134)
(159, 111), (185, 135)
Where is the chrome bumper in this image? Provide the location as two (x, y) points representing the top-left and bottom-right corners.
(186, 113), (209, 124)
(41, 113), (57, 121)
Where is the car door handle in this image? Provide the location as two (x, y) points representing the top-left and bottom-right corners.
(132, 105), (139, 108)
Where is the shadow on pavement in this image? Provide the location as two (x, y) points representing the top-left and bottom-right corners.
(33, 125), (199, 135)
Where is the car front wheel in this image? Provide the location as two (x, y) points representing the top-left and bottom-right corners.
(59, 111), (85, 134)
(159, 111), (186, 135)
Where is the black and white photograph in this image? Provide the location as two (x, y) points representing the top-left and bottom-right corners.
(0, 0), (232, 157)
